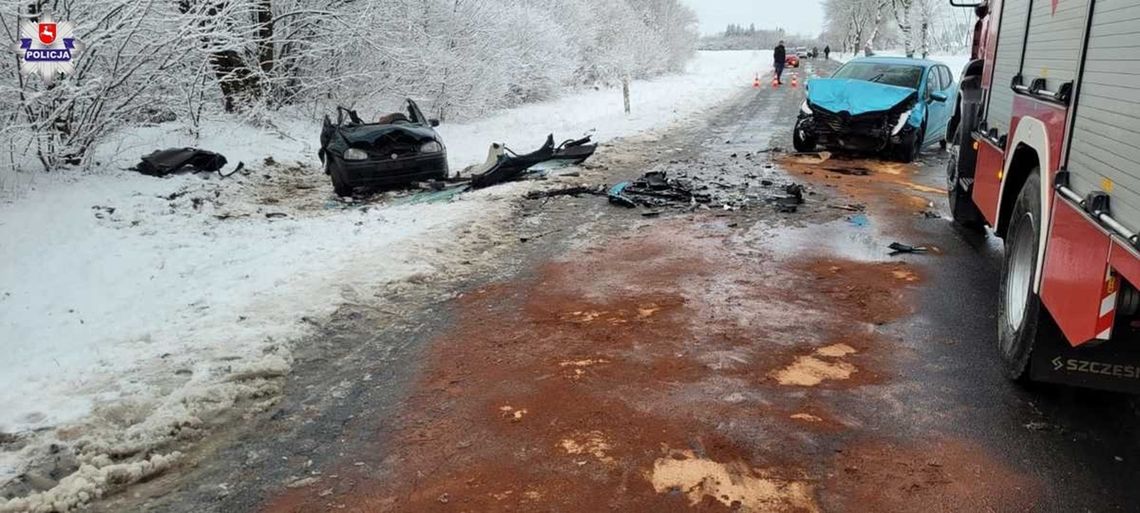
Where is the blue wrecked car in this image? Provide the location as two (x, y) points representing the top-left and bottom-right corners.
(794, 56), (959, 162)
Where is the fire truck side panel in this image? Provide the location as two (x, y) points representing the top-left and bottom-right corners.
(1066, 0), (1140, 235)
(980, 0), (1002, 89)
(1021, 0), (1090, 90)
(999, 96), (1068, 228)
(1010, 96), (1068, 181)
(984, 0), (1029, 137)
(1041, 197), (1113, 346)
(974, 138), (1006, 225)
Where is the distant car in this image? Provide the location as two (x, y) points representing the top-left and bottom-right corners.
(319, 99), (448, 196)
(795, 47), (810, 58)
(786, 54), (800, 68)
(793, 56), (959, 162)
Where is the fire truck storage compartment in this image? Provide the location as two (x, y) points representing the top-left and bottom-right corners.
(1021, 0), (1089, 93)
(985, 0), (1088, 138)
(985, 0), (1029, 137)
(1066, 0), (1140, 233)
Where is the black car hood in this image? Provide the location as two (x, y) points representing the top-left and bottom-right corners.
(339, 124), (438, 146)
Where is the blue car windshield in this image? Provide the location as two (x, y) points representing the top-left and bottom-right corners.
(832, 62), (923, 89)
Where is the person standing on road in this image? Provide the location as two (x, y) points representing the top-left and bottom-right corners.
(774, 41), (786, 85)
(824, 45), (831, 60)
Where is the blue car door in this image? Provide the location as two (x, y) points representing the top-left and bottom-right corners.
(939, 65), (959, 135)
(923, 67), (949, 144)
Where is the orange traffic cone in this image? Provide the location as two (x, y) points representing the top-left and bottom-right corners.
(791, 74), (799, 88)
(753, 74), (760, 88)
(772, 76), (779, 88)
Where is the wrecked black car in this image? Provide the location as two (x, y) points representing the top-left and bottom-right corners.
(319, 99), (447, 196)
(793, 57), (958, 162)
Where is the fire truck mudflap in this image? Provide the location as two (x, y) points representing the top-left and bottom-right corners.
(1031, 332), (1140, 393)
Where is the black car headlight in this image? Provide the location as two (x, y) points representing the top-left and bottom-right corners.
(420, 141), (443, 154)
(344, 148), (368, 161)
(800, 101), (812, 115)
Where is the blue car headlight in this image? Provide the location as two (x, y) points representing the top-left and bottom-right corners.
(891, 110), (914, 136)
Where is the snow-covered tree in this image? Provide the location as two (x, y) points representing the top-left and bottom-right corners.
(0, 0), (698, 172)
(823, 0), (971, 56)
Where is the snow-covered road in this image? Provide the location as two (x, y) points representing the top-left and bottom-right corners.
(0, 50), (768, 511)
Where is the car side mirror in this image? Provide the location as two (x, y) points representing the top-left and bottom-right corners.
(429, 119), (440, 127)
(931, 91), (949, 103)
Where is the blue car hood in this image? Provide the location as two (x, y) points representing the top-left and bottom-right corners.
(807, 78), (917, 115)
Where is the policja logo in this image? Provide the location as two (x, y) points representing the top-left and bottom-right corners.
(13, 11), (83, 83)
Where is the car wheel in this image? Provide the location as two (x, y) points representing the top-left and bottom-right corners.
(894, 122), (925, 163)
(997, 171), (1059, 380)
(792, 119), (816, 152)
(328, 162), (352, 197)
(893, 125), (921, 161)
(945, 146), (986, 231)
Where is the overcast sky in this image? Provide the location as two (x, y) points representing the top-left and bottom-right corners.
(680, 0), (825, 37)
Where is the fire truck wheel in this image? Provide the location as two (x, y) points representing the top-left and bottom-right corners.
(997, 171), (1056, 380)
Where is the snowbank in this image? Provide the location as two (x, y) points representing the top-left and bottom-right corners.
(0, 50), (767, 510)
(439, 50), (771, 169)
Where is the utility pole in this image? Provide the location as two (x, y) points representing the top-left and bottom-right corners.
(622, 76), (631, 115)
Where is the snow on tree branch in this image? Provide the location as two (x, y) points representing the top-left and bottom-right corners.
(0, 0), (698, 174)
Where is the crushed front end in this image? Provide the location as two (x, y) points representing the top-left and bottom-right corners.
(339, 129), (448, 187)
(798, 101), (917, 153)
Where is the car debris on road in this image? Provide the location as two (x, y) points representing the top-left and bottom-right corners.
(599, 169), (813, 215)
(468, 137), (555, 189)
(524, 185), (606, 200)
(133, 147), (241, 178)
(888, 242), (930, 255)
(606, 171), (711, 209)
(467, 135), (597, 189)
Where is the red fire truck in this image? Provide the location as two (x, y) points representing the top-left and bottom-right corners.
(948, 0), (1140, 392)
